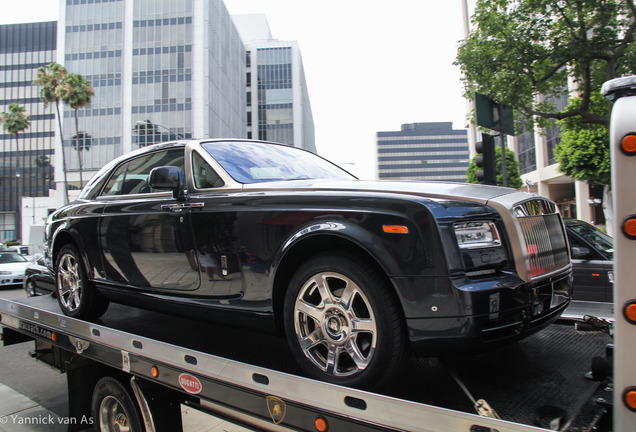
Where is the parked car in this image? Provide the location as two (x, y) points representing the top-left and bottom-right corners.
(24, 256), (56, 297)
(43, 139), (572, 388)
(564, 219), (614, 319)
(0, 251), (31, 289)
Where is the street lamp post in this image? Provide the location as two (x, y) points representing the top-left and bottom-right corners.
(15, 170), (21, 243)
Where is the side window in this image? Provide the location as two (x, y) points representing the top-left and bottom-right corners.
(192, 151), (224, 188)
(101, 149), (185, 196)
(101, 163), (129, 196)
(567, 234), (586, 249)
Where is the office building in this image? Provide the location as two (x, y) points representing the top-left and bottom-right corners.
(59, 0), (246, 190)
(233, 14), (315, 152)
(1, 2), (316, 242)
(376, 122), (469, 181)
(0, 21), (57, 242)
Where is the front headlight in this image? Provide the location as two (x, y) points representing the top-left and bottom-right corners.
(453, 221), (501, 249)
(0, 271), (12, 275)
(453, 220), (507, 276)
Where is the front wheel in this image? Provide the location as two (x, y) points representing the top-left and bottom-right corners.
(56, 244), (109, 319)
(25, 278), (37, 297)
(284, 252), (406, 389)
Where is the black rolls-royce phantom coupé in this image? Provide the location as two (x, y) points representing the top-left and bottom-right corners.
(45, 139), (572, 388)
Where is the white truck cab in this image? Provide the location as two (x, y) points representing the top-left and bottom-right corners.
(602, 75), (636, 430)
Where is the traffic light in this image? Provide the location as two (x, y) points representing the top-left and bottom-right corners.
(475, 133), (496, 185)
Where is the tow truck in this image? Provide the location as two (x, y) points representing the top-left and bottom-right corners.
(1, 75), (635, 431)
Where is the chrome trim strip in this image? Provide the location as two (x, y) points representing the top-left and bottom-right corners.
(130, 376), (156, 432)
(486, 194), (571, 282)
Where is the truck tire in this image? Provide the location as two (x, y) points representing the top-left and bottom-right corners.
(56, 244), (109, 319)
(284, 252), (406, 389)
(91, 376), (143, 432)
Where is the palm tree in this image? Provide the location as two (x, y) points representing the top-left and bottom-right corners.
(33, 62), (70, 203)
(0, 103), (31, 243)
(57, 73), (94, 188)
(71, 131), (92, 152)
(35, 154), (52, 192)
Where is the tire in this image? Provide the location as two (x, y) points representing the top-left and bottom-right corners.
(284, 252), (406, 389)
(25, 278), (36, 297)
(91, 376), (143, 432)
(56, 244), (109, 319)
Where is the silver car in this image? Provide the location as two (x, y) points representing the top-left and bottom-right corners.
(0, 252), (30, 288)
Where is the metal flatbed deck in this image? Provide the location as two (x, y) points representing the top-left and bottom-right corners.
(2, 294), (611, 431)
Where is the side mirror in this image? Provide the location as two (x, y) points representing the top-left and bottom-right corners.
(570, 246), (591, 260)
(149, 166), (186, 201)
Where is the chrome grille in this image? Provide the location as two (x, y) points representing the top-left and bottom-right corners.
(517, 213), (570, 278)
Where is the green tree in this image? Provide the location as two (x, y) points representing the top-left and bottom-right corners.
(466, 144), (523, 189)
(456, 0), (635, 235)
(555, 92), (613, 230)
(57, 73), (94, 188)
(33, 62), (70, 203)
(456, 0), (636, 128)
(555, 92), (610, 186)
(1, 103), (31, 242)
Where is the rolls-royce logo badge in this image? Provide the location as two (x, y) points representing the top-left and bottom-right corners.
(266, 396), (286, 424)
(328, 318), (340, 332)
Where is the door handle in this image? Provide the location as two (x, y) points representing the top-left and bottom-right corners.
(161, 202), (204, 212)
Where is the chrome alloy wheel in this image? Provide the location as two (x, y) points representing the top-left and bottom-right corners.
(57, 253), (82, 312)
(99, 395), (133, 432)
(293, 271), (377, 377)
(25, 279), (36, 297)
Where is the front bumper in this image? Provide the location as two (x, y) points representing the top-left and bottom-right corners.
(405, 271), (572, 356)
(0, 274), (25, 287)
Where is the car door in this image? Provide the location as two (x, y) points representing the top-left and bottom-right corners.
(186, 149), (245, 298)
(97, 148), (200, 291)
(568, 232), (613, 303)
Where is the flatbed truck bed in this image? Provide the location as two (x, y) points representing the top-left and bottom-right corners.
(1, 294), (612, 431)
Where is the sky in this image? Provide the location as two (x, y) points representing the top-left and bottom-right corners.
(1, 0), (473, 179)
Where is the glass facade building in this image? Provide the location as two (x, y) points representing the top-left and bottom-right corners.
(0, 21), (57, 241)
(376, 122), (469, 181)
(62, 0), (125, 172)
(517, 122), (536, 175)
(234, 15), (315, 152)
(254, 46), (294, 145)
(1, 4), (315, 241)
(59, 0), (246, 187)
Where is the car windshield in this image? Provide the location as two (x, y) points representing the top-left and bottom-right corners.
(0, 252), (27, 264)
(568, 221), (614, 258)
(201, 141), (356, 184)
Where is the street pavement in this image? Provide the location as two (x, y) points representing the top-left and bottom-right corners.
(0, 384), (67, 432)
(0, 287), (68, 431)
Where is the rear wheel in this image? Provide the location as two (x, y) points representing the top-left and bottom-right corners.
(56, 244), (109, 319)
(91, 377), (143, 432)
(284, 252), (406, 389)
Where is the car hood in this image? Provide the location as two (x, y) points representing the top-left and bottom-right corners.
(242, 179), (532, 206)
(0, 262), (30, 272)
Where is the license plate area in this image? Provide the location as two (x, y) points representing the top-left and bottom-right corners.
(532, 276), (570, 315)
(532, 284), (553, 316)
